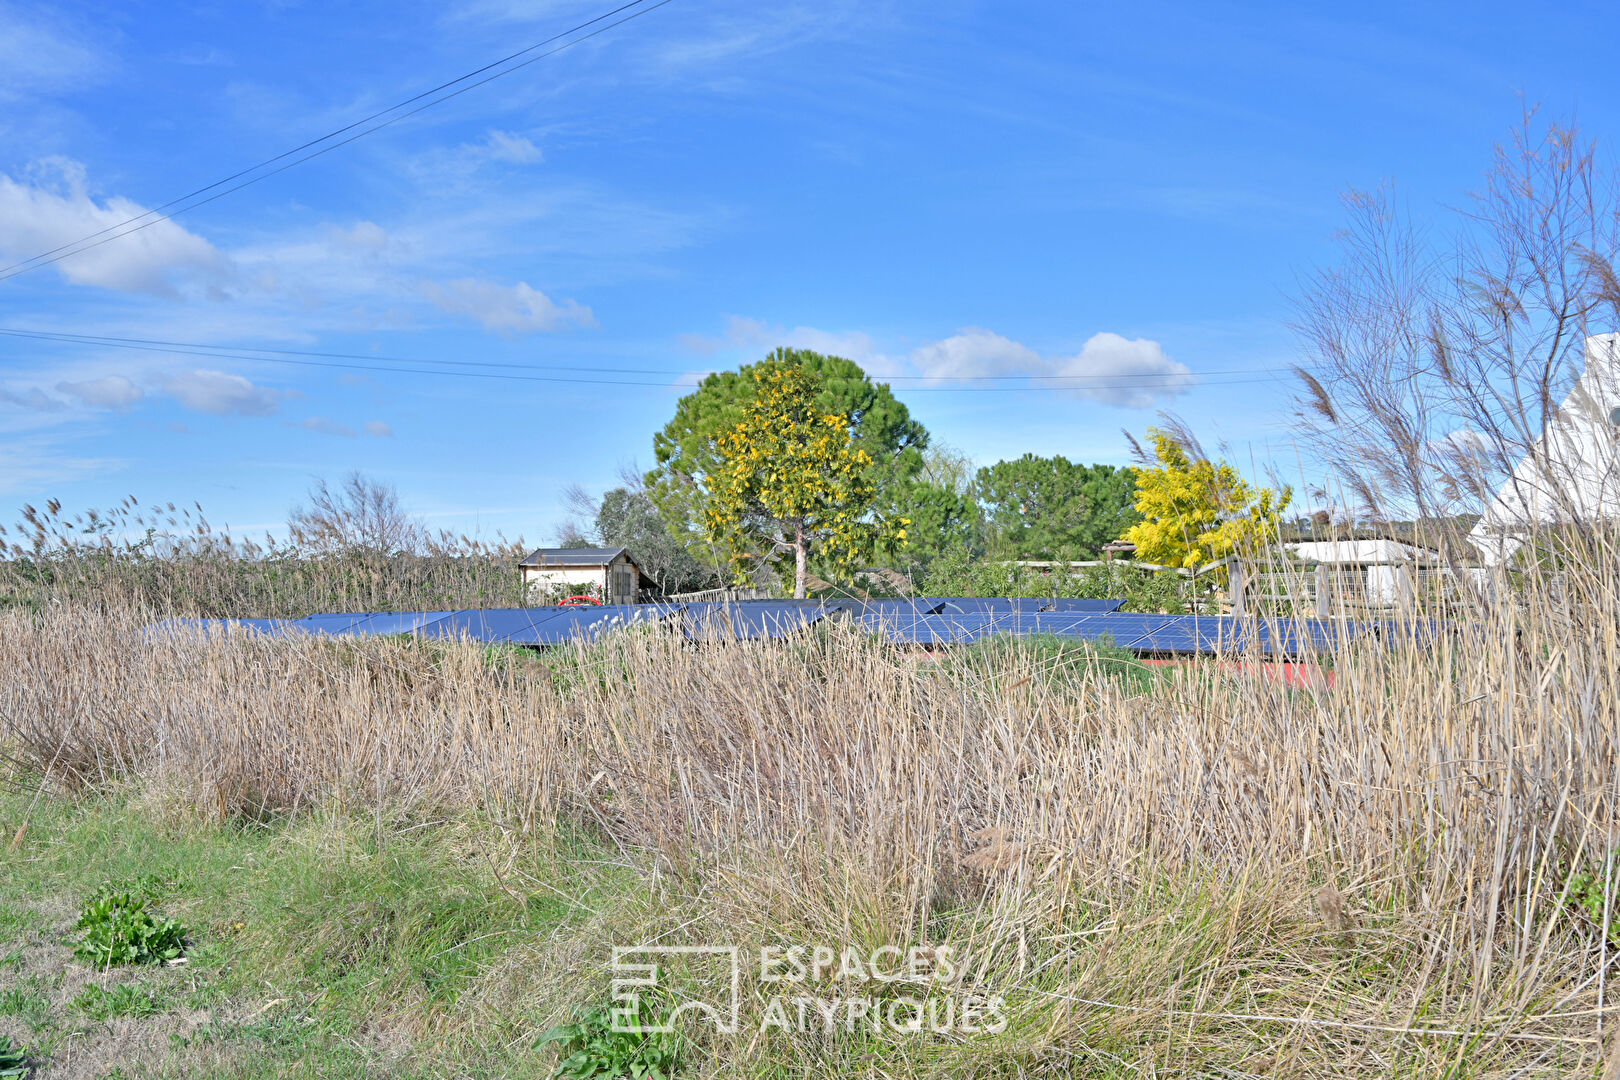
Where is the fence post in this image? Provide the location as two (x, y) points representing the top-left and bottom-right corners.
(1314, 562), (1332, 619)
(1227, 557), (1246, 618)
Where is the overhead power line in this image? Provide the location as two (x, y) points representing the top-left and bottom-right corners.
(0, 0), (674, 286)
(0, 326), (1286, 394)
(0, 326), (1289, 383)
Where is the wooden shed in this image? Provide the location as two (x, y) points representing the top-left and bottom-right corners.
(518, 547), (644, 605)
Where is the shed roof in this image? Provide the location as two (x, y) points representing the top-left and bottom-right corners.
(1286, 539), (1442, 565)
(519, 546), (637, 569)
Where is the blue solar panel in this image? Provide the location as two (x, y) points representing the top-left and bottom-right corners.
(1048, 613), (1177, 647)
(969, 611), (1092, 635)
(857, 598), (947, 617)
(860, 612), (1001, 644)
(1373, 619), (1446, 649)
(682, 602), (828, 641)
(344, 610), (455, 636)
(293, 612), (372, 634)
(1253, 618), (1369, 655)
(145, 617), (305, 641)
(147, 601), (1439, 658)
(503, 604), (670, 644)
(1044, 597), (1128, 613)
(413, 608), (565, 644)
(1129, 615), (1248, 653)
(936, 597), (1053, 614)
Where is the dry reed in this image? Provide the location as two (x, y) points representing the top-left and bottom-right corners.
(3, 558), (1618, 1072)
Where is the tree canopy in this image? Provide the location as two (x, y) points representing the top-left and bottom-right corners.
(976, 455), (1139, 560)
(1123, 429), (1290, 569)
(594, 486), (718, 596)
(649, 348), (927, 511)
(702, 357), (903, 597)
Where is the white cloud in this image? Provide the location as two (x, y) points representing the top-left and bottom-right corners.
(479, 130), (543, 165)
(910, 327), (1042, 380)
(328, 220), (389, 253)
(420, 278), (595, 334)
(291, 416), (357, 437)
(364, 420), (394, 438)
(0, 4), (101, 101)
(904, 328), (1195, 408)
(1050, 332), (1196, 407)
(682, 315), (882, 367)
(0, 436), (118, 494)
(0, 385), (65, 411)
(164, 370), (284, 416)
(56, 375), (144, 411)
(0, 159), (228, 296)
(1427, 427), (1488, 462)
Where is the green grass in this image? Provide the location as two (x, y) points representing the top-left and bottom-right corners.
(0, 783), (1598, 1078)
(0, 789), (644, 1079)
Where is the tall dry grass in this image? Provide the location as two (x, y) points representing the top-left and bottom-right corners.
(0, 497), (533, 617)
(3, 549), (1618, 1072)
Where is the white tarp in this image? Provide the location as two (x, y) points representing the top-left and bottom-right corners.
(1469, 334), (1620, 565)
(1287, 539), (1440, 565)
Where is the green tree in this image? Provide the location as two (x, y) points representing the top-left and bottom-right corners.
(703, 357), (903, 597)
(1123, 429), (1291, 569)
(975, 455), (1139, 560)
(649, 348), (927, 549)
(883, 444), (982, 564)
(594, 487), (718, 596)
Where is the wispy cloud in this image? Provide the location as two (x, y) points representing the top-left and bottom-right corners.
(1050, 333), (1195, 407)
(0, 435), (120, 495)
(56, 375), (144, 411)
(476, 129), (543, 164)
(289, 416), (357, 437)
(164, 370), (285, 417)
(0, 385), (65, 411)
(680, 315), (883, 367)
(0, 3), (103, 102)
(419, 277), (595, 334)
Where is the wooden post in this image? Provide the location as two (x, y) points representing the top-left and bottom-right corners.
(1227, 557), (1247, 618)
(1314, 562), (1332, 619)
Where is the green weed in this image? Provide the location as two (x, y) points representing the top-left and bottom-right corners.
(1566, 869), (1618, 944)
(71, 982), (167, 1020)
(73, 885), (186, 968)
(0, 1034), (28, 1078)
(536, 997), (682, 1080)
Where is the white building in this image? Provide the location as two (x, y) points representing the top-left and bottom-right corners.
(519, 547), (644, 605)
(1286, 539), (1446, 606)
(1470, 333), (1620, 565)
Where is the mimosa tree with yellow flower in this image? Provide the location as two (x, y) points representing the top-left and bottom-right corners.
(1123, 427), (1291, 571)
(705, 358), (906, 597)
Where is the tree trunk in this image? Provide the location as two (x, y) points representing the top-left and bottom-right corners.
(794, 521), (808, 599)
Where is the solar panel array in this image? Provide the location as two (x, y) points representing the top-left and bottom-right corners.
(153, 599), (1430, 657)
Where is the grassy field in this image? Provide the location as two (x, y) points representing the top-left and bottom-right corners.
(2, 593), (1618, 1077)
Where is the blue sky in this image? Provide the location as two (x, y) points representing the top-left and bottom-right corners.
(1, 0), (1616, 543)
